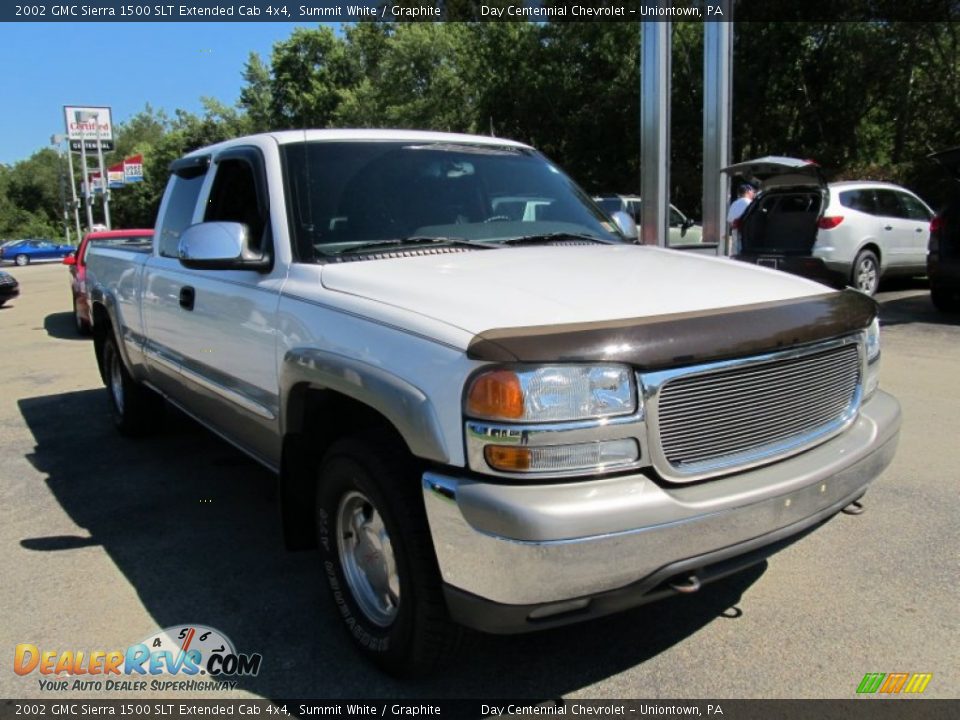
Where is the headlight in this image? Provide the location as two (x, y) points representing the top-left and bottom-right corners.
(864, 317), (881, 398)
(465, 364), (637, 423)
(464, 364), (642, 477)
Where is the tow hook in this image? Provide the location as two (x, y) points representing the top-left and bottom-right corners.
(669, 574), (702, 594)
(842, 500), (865, 516)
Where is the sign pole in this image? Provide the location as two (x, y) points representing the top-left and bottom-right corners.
(94, 113), (111, 230)
(65, 142), (83, 241)
(79, 137), (94, 231)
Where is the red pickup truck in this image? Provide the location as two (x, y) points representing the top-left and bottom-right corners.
(64, 229), (152, 334)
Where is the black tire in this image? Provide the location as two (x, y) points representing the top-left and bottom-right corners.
(851, 249), (880, 295)
(102, 332), (162, 436)
(931, 286), (960, 313)
(73, 295), (91, 336)
(316, 433), (460, 676)
(14, 254), (29, 267)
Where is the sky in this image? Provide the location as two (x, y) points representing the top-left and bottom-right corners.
(0, 22), (328, 165)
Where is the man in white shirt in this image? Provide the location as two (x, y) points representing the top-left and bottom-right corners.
(726, 183), (756, 255)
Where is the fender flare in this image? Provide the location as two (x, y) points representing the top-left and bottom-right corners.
(280, 347), (450, 465)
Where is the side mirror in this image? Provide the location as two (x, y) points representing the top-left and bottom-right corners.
(178, 221), (271, 272)
(610, 211), (639, 242)
(682, 217), (696, 230)
(62, 254), (76, 266)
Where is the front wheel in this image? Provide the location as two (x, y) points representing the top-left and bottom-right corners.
(316, 434), (459, 676)
(102, 333), (162, 435)
(851, 249), (880, 296)
(14, 254), (29, 267)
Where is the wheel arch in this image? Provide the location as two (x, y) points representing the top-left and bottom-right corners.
(279, 348), (450, 551)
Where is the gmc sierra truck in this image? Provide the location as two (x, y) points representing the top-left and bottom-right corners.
(86, 130), (901, 676)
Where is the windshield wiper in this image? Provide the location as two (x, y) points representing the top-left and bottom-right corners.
(497, 232), (613, 247)
(340, 236), (496, 254)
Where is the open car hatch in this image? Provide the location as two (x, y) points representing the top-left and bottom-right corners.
(722, 156), (826, 191)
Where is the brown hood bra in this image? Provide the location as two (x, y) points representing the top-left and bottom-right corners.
(467, 289), (877, 370)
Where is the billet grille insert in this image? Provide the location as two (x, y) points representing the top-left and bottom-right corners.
(655, 343), (861, 471)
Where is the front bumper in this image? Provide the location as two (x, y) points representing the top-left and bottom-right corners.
(422, 390), (900, 633)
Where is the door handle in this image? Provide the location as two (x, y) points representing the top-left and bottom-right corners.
(916, 227), (925, 232)
(179, 286), (195, 311)
(884, 225), (893, 231)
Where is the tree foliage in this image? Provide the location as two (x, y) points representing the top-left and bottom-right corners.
(2, 20), (958, 242)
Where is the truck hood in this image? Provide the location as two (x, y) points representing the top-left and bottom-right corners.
(320, 244), (831, 336)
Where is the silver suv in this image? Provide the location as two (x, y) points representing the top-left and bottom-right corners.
(723, 157), (932, 295)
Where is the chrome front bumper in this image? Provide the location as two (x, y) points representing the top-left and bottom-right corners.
(422, 390), (900, 624)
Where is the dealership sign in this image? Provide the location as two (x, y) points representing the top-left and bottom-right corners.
(64, 105), (114, 152)
(123, 154), (144, 183)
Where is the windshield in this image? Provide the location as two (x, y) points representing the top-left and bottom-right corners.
(281, 141), (622, 261)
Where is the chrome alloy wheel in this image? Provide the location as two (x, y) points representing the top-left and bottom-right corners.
(336, 490), (400, 627)
(108, 347), (125, 415)
(856, 256), (878, 294)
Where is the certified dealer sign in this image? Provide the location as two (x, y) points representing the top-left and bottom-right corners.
(64, 105), (114, 152)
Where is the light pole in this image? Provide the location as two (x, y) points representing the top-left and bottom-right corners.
(51, 134), (81, 245)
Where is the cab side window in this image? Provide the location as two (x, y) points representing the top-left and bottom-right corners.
(158, 174), (206, 258)
(205, 158), (267, 251)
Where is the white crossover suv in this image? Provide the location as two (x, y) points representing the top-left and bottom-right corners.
(724, 157), (932, 295)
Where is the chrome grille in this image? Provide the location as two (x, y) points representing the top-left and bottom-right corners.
(649, 340), (862, 481)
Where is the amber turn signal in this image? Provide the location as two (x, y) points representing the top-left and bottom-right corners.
(484, 445), (532, 471)
(466, 370), (524, 420)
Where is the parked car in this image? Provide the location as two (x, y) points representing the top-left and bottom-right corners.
(64, 229), (153, 334)
(86, 129), (899, 676)
(0, 238), (76, 266)
(0, 269), (19, 306)
(928, 147), (960, 312)
(594, 194), (703, 245)
(722, 157), (932, 295)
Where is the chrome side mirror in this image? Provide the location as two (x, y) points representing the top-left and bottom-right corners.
(178, 222), (270, 272)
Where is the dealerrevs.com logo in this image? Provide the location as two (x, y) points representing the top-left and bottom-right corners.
(14, 625), (262, 692)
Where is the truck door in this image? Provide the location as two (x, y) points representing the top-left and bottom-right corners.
(141, 146), (284, 468)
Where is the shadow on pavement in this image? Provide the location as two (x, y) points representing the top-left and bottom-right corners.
(877, 291), (960, 327)
(43, 311), (86, 340)
(19, 388), (763, 699)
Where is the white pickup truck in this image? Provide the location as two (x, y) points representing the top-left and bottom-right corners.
(86, 130), (901, 676)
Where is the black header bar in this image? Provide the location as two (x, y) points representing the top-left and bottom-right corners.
(2, 1), (958, 23)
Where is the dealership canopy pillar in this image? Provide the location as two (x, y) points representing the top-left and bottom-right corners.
(640, 20), (671, 248)
(702, 7), (734, 251)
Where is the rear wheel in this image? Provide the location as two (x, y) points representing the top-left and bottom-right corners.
(851, 249), (880, 295)
(14, 254), (29, 267)
(315, 433), (459, 677)
(102, 333), (162, 435)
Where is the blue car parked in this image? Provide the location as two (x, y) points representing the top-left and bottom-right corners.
(0, 238), (75, 266)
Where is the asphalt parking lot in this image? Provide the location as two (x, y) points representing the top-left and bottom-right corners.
(1, 262), (957, 701)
